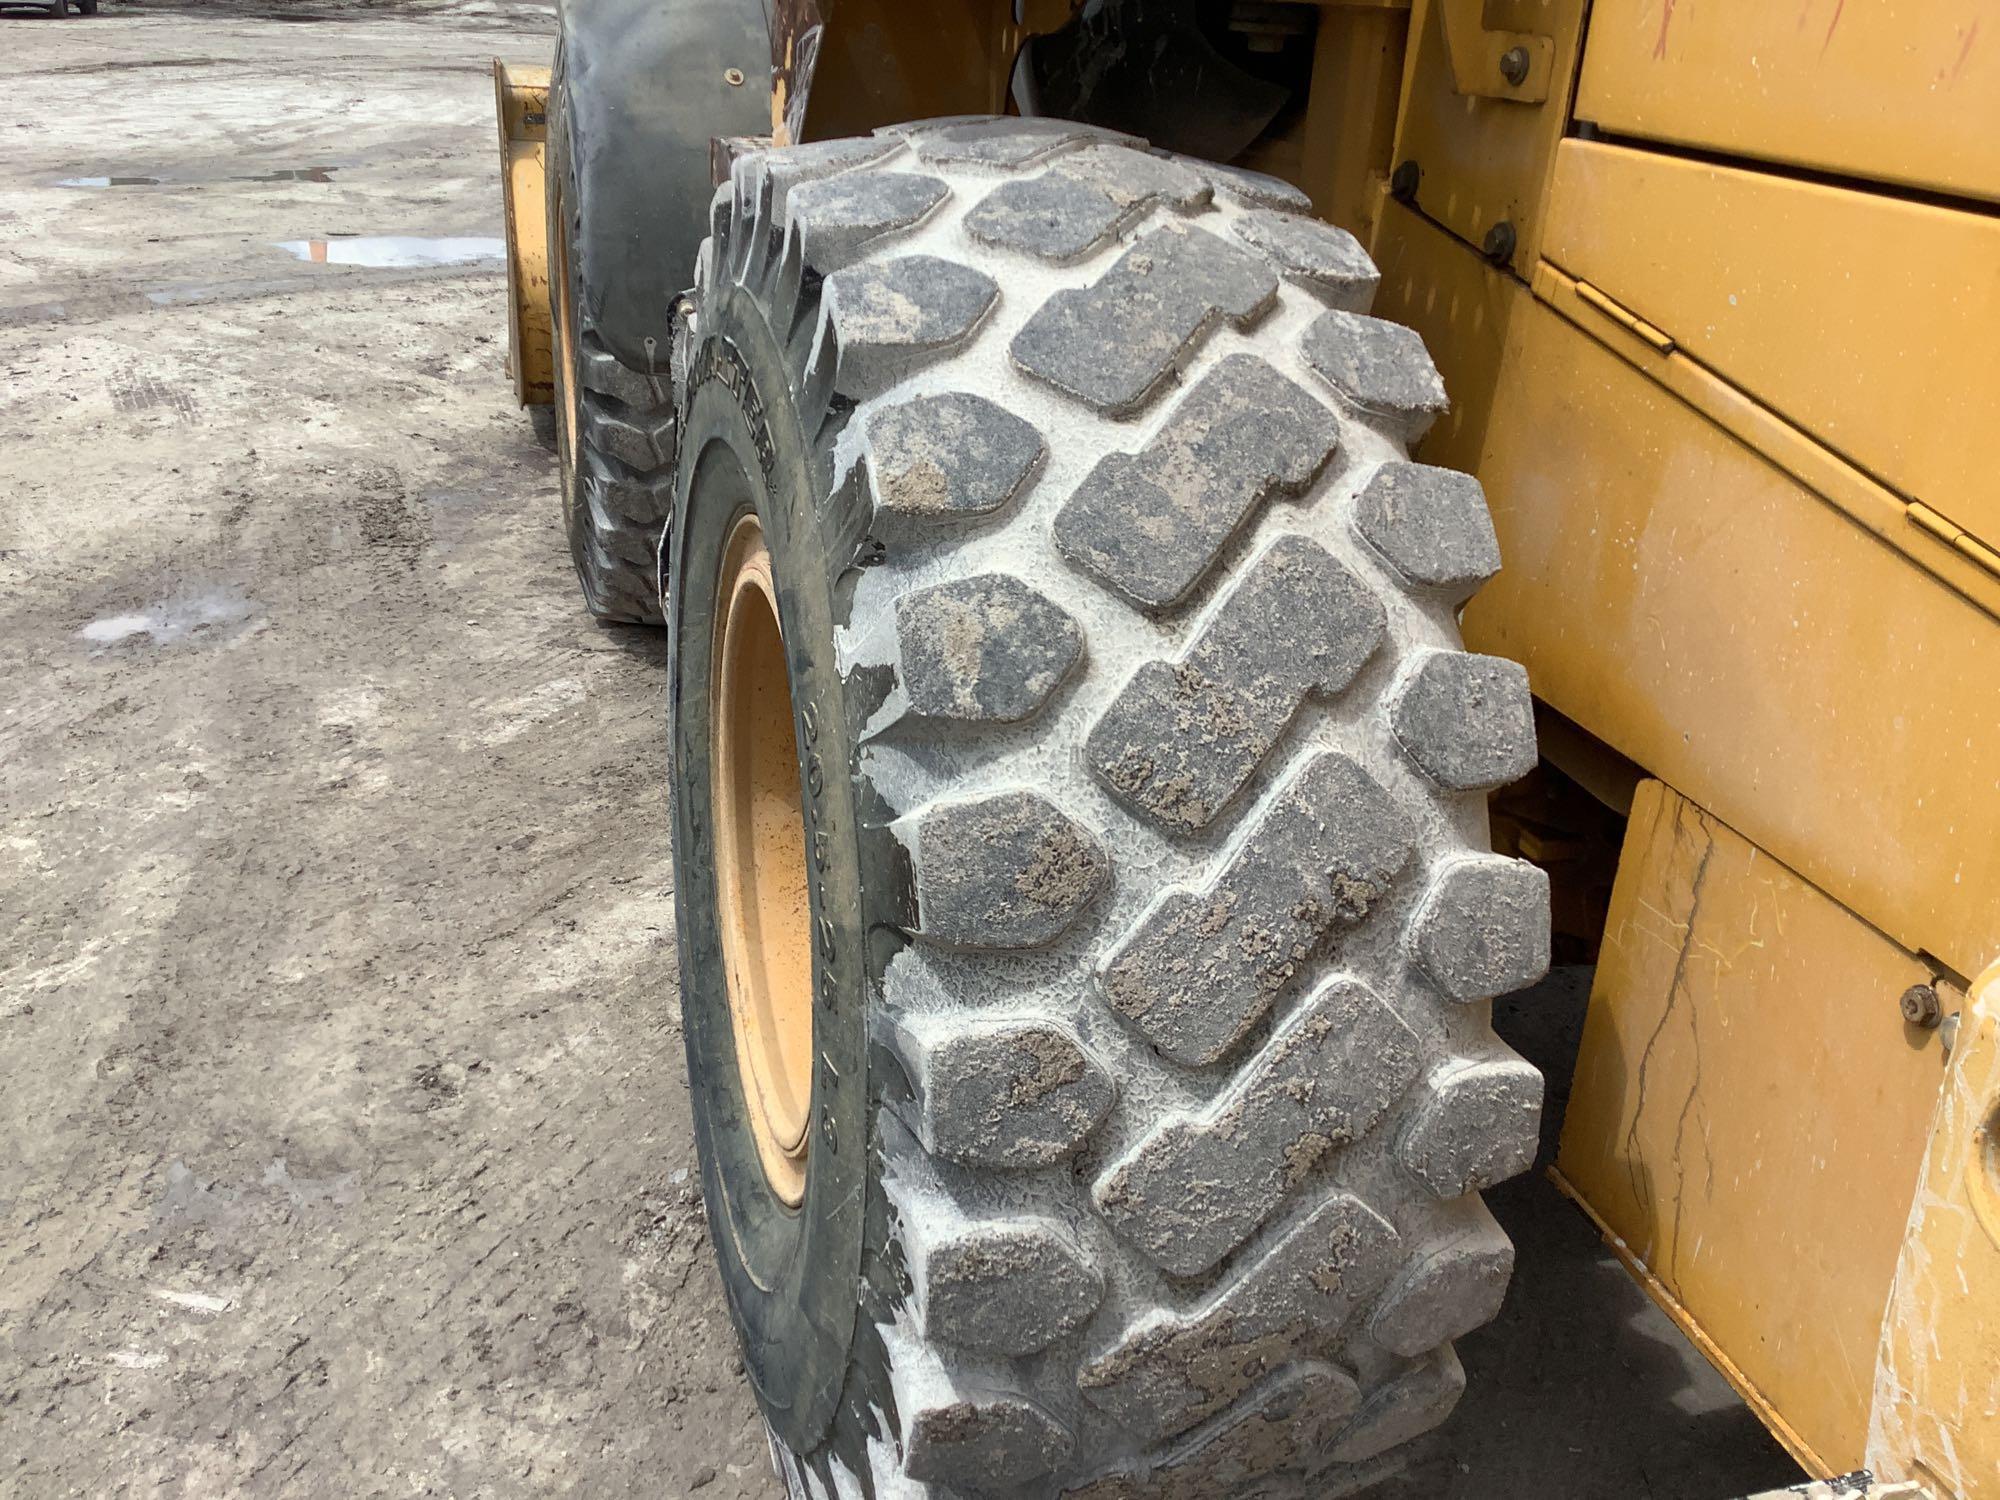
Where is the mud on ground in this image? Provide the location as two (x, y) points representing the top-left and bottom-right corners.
(0, 8), (1796, 1497)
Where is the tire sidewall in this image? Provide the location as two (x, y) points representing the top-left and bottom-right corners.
(666, 272), (875, 1453)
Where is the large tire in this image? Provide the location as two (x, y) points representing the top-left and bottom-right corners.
(544, 41), (676, 625)
(668, 118), (1552, 1498)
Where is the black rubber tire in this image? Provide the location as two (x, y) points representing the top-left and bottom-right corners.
(670, 119), (1552, 1499)
(545, 40), (676, 626)
(526, 400), (557, 454)
(74, 0), (97, 14)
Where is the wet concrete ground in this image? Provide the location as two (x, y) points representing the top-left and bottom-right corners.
(0, 6), (1800, 1496)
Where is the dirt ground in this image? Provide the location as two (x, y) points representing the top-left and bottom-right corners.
(0, 7), (1801, 1497)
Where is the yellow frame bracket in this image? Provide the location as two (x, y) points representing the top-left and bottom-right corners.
(493, 58), (554, 409)
(1437, 0), (1553, 103)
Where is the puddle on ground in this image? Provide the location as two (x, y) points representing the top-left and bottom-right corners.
(80, 591), (256, 648)
(58, 167), (338, 188)
(272, 235), (505, 269)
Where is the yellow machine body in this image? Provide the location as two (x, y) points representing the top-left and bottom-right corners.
(493, 60), (553, 409)
(496, 2), (2000, 1488)
(1344, 6), (1998, 1486)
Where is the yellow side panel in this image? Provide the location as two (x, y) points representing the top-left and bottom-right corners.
(1558, 780), (1947, 1473)
(1575, 0), (2000, 205)
(1870, 961), (2000, 1500)
(1369, 195), (1517, 475)
(1541, 140), (2000, 541)
(1459, 292), (2000, 981)
(493, 60), (552, 407)
(1298, 4), (1408, 240)
(1388, 0), (1589, 265)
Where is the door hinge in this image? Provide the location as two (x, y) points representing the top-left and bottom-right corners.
(1574, 279), (1676, 355)
(1908, 500), (2000, 580)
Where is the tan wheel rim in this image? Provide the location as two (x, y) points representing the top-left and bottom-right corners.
(552, 174), (580, 467)
(711, 514), (813, 1207)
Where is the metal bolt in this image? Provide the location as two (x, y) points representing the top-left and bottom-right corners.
(1499, 46), (1531, 86)
(1900, 983), (1943, 1029)
(1390, 160), (1420, 204)
(724, 67), (746, 87)
(1482, 219), (1517, 264)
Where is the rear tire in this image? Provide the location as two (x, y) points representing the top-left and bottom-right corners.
(670, 119), (1551, 1498)
(544, 40), (675, 625)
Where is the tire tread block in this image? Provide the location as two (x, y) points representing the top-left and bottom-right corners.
(966, 144), (1214, 262)
(1195, 159), (1314, 211)
(896, 573), (1084, 723)
(1078, 1192), (1396, 1441)
(966, 172), (1126, 262)
(1387, 649), (1537, 792)
(787, 171), (949, 271)
(589, 400), (675, 472)
(1369, 1198), (1514, 1357)
(579, 342), (668, 408)
(1410, 854), (1551, 1002)
(1094, 977), (1422, 1275)
(1100, 752), (1414, 1066)
(1354, 461), (1501, 599)
(1053, 353), (1336, 611)
(1012, 226), (1278, 416)
(898, 1013), (1117, 1169)
(1397, 1055), (1543, 1200)
(889, 1321), (1077, 1488)
(579, 486), (661, 570)
(1231, 208), (1380, 312)
(895, 115), (1130, 168)
(825, 254), (998, 397)
(760, 135), (898, 185)
(1302, 307), (1448, 442)
(1085, 534), (1384, 830)
(1326, 1347), (1466, 1465)
(910, 1213), (1106, 1356)
(580, 453), (673, 528)
(910, 789), (1108, 949)
(862, 389), (1044, 532)
(1064, 1364), (1362, 1500)
(1055, 143), (1211, 213)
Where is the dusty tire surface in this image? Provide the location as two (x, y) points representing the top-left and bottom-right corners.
(545, 47), (676, 625)
(562, 335), (676, 622)
(670, 117), (1552, 1499)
